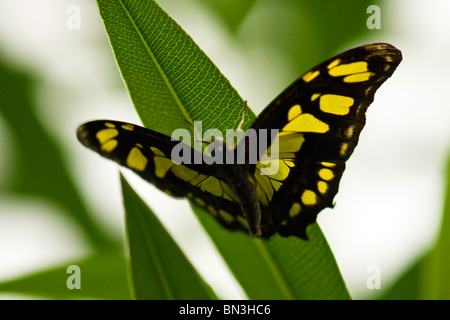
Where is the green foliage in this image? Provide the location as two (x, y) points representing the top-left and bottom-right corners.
(194, 206), (349, 299)
(99, 0), (349, 300)
(0, 49), (127, 299)
(1, 0), (446, 301)
(97, 0), (250, 140)
(121, 175), (217, 299)
(0, 252), (130, 299)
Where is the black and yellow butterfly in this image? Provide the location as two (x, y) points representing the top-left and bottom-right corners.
(77, 43), (401, 240)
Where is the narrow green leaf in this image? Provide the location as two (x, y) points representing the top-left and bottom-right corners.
(0, 252), (130, 299)
(379, 259), (421, 300)
(97, 0), (252, 140)
(193, 205), (350, 300)
(420, 151), (450, 299)
(97, 0), (349, 299)
(121, 174), (217, 300)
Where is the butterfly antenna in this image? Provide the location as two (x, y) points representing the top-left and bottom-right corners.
(184, 119), (210, 146)
(236, 100), (248, 132)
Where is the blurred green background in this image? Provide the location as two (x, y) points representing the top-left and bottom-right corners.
(0, 0), (449, 299)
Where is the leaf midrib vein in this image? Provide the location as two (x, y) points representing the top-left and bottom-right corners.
(118, 0), (194, 127)
(254, 239), (295, 300)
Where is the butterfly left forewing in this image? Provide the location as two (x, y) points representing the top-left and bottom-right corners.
(77, 120), (252, 234)
(249, 43), (402, 238)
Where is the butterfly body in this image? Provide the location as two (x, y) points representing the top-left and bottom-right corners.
(220, 165), (262, 237)
(77, 43), (402, 239)
(201, 137), (264, 236)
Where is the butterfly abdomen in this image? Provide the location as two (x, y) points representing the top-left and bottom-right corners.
(212, 159), (262, 237)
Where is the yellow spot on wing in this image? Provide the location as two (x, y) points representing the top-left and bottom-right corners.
(318, 168), (334, 181)
(96, 128), (118, 144)
(329, 61), (368, 77)
(105, 122), (116, 128)
(253, 173), (272, 206)
(271, 179), (283, 191)
(219, 210), (234, 223)
(344, 72), (374, 83)
(311, 93), (321, 101)
(237, 215), (249, 229)
(340, 143), (349, 157)
(220, 180), (239, 202)
(327, 58), (341, 70)
(318, 181), (328, 194)
(121, 124), (134, 131)
(282, 113), (329, 133)
(126, 147), (148, 171)
(150, 147), (165, 157)
(193, 197), (206, 207)
(189, 173), (208, 186)
(96, 128), (119, 152)
(301, 190), (317, 206)
(172, 164), (198, 182)
(321, 162), (336, 167)
(199, 176), (222, 197)
(101, 139), (118, 152)
(384, 55), (394, 63)
(279, 133), (305, 153)
(207, 205), (217, 217)
(284, 160), (295, 167)
(289, 202), (301, 218)
(269, 160), (290, 181)
(302, 70), (320, 83)
(319, 94), (354, 115)
(154, 156), (174, 178)
(263, 133), (304, 160)
(287, 104), (302, 121)
(345, 125), (356, 138)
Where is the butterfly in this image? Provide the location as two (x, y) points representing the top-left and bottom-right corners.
(77, 43), (402, 239)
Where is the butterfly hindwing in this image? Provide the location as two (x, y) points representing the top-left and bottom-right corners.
(77, 120), (253, 233)
(249, 43), (402, 238)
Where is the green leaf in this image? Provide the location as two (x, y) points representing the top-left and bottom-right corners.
(97, 0), (349, 299)
(419, 151), (450, 299)
(193, 205), (349, 299)
(0, 252), (130, 299)
(121, 174), (217, 300)
(97, 0), (252, 140)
